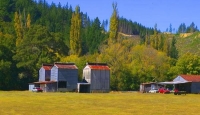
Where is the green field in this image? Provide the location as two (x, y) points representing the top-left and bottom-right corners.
(0, 91), (199, 115)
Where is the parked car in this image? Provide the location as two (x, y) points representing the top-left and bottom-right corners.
(149, 89), (159, 93)
(158, 88), (170, 94)
(32, 87), (43, 92)
(174, 89), (186, 95)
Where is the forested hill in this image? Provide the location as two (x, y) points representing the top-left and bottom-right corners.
(1, 0), (200, 91)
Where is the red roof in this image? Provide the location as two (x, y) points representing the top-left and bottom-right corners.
(54, 63), (78, 69)
(180, 75), (200, 82)
(43, 65), (52, 70)
(88, 65), (110, 70)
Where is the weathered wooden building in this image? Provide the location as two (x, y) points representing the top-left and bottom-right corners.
(31, 63), (78, 92)
(51, 62), (78, 92)
(78, 63), (110, 93)
(33, 63), (57, 92)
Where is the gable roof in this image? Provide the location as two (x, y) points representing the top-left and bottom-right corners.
(42, 64), (53, 70)
(86, 63), (110, 70)
(179, 75), (200, 82)
(54, 62), (78, 69)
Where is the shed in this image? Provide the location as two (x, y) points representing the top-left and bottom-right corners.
(51, 62), (78, 92)
(39, 64), (53, 81)
(78, 63), (110, 93)
(173, 75), (200, 93)
(140, 82), (162, 93)
(34, 81), (57, 92)
(28, 83), (35, 91)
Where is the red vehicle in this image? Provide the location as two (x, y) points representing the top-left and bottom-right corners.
(158, 88), (170, 94)
(174, 89), (186, 95)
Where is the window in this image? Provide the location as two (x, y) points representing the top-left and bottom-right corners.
(58, 81), (67, 88)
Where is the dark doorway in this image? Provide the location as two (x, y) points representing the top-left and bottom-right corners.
(79, 84), (90, 93)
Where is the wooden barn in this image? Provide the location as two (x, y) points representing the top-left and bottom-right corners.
(31, 62), (78, 92)
(51, 62), (78, 92)
(77, 63), (110, 93)
(173, 75), (200, 93)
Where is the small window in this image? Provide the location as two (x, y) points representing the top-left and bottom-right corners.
(58, 81), (67, 88)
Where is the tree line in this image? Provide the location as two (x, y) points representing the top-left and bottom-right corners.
(0, 0), (200, 90)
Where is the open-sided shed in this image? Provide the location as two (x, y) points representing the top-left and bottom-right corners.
(159, 75), (200, 93)
(173, 75), (200, 93)
(140, 82), (163, 93)
(78, 63), (110, 93)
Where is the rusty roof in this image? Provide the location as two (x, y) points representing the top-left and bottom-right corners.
(42, 64), (53, 70)
(88, 65), (110, 70)
(180, 75), (200, 82)
(86, 63), (110, 70)
(86, 62), (110, 70)
(54, 62), (78, 69)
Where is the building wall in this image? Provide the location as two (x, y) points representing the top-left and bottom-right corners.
(29, 83), (35, 91)
(83, 67), (91, 83)
(39, 68), (45, 81)
(90, 69), (110, 92)
(51, 66), (58, 81)
(191, 82), (200, 93)
(46, 83), (57, 92)
(58, 69), (78, 91)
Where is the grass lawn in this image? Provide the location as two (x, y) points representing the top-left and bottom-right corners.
(0, 91), (199, 115)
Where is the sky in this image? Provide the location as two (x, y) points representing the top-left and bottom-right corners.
(45, 0), (200, 32)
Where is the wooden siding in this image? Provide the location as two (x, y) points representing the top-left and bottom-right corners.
(39, 68), (45, 81)
(45, 83), (57, 92)
(191, 82), (200, 93)
(58, 69), (78, 91)
(90, 69), (110, 92)
(51, 66), (58, 81)
(29, 83), (34, 91)
(105, 70), (110, 90)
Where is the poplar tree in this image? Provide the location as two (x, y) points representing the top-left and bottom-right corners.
(14, 12), (23, 46)
(109, 2), (119, 43)
(26, 13), (31, 29)
(70, 5), (82, 56)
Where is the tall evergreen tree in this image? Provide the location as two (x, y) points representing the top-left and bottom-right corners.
(169, 23), (172, 33)
(169, 37), (178, 59)
(70, 5), (82, 56)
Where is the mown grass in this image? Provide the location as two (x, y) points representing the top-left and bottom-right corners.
(0, 91), (199, 115)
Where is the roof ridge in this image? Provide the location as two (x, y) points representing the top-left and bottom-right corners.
(54, 62), (75, 65)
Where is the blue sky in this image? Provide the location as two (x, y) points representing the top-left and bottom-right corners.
(45, 0), (200, 32)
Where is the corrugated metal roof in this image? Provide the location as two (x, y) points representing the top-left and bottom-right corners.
(54, 62), (78, 69)
(43, 66), (52, 70)
(88, 65), (110, 70)
(86, 62), (110, 70)
(180, 75), (200, 82)
(42, 64), (53, 70)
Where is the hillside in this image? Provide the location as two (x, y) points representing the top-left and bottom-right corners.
(176, 32), (200, 56)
